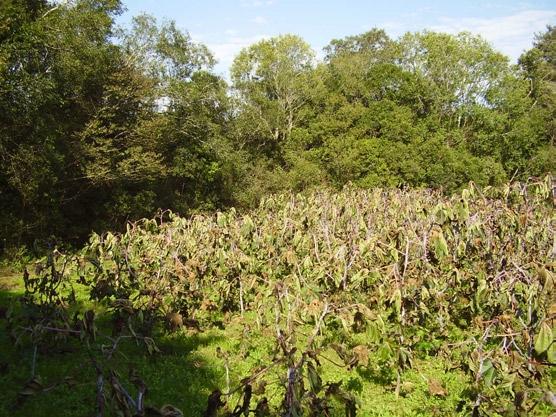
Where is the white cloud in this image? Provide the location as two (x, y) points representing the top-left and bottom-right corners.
(208, 34), (269, 77)
(431, 9), (555, 61)
(251, 16), (268, 24)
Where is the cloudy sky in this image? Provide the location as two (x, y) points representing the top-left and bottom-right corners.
(117, 0), (556, 78)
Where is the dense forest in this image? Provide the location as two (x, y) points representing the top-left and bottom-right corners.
(1, 0), (554, 251)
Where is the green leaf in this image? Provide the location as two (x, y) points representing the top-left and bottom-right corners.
(367, 322), (380, 343)
(480, 359), (495, 387)
(216, 212), (227, 227)
(391, 288), (402, 317)
(377, 343), (393, 362)
(433, 231), (449, 260)
(547, 341), (556, 363)
(534, 322), (553, 354)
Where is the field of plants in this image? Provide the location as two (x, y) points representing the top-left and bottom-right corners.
(0, 178), (555, 417)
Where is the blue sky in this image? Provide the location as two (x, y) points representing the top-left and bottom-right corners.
(117, 1), (556, 78)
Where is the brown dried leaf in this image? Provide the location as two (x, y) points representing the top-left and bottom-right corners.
(428, 378), (447, 397)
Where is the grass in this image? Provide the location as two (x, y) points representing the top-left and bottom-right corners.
(0, 267), (552, 417)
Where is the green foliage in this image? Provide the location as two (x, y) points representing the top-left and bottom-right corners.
(0, 1), (236, 249)
(230, 33), (317, 189)
(0, 0), (124, 246)
(227, 28), (553, 200)
(2, 179), (556, 416)
(518, 25), (556, 176)
(1, 3), (554, 266)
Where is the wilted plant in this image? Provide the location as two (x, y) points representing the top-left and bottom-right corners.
(9, 176), (556, 415)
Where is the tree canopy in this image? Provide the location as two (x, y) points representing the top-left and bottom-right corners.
(0, 1), (554, 251)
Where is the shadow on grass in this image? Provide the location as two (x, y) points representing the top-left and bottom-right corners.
(132, 331), (227, 416)
(356, 362), (395, 387)
(0, 282), (227, 417)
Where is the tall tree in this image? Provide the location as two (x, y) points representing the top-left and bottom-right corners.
(228, 35), (320, 204)
(397, 31), (510, 128)
(231, 35), (315, 159)
(0, 0), (124, 246)
(296, 30), (512, 190)
(0, 3), (234, 248)
(119, 14), (235, 214)
(519, 26), (556, 175)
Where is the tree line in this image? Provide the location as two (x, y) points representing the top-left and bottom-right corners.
(1, 0), (554, 251)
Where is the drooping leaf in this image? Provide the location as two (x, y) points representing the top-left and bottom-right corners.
(307, 361), (322, 393)
(534, 322), (553, 354)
